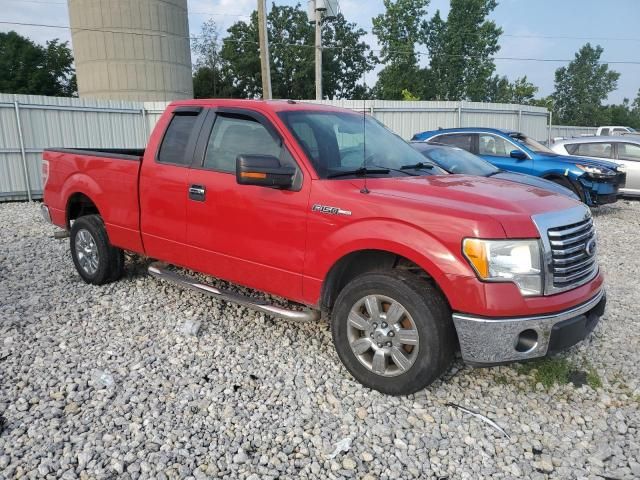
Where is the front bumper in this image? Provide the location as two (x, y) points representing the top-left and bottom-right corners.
(452, 289), (605, 365)
(581, 171), (626, 205)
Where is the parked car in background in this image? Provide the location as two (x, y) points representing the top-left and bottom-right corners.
(551, 136), (640, 196)
(412, 127), (626, 206)
(410, 142), (579, 200)
(596, 126), (636, 136)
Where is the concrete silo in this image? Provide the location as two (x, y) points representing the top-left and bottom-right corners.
(68, 0), (193, 101)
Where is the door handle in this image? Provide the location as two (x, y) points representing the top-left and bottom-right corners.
(189, 184), (206, 201)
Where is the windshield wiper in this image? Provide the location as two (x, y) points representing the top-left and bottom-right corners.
(400, 162), (435, 171)
(327, 167), (391, 179)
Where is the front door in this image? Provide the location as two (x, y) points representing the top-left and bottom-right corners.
(185, 109), (310, 301)
(477, 133), (533, 174)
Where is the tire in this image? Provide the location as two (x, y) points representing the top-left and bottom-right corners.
(70, 214), (124, 285)
(331, 270), (456, 395)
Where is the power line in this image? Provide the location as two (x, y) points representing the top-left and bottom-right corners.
(2, 20), (640, 66)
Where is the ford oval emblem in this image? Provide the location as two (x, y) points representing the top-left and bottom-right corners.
(585, 238), (597, 257)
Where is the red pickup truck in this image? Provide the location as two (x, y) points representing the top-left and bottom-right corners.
(42, 100), (606, 395)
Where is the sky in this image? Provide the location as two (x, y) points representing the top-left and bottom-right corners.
(2, 0), (639, 104)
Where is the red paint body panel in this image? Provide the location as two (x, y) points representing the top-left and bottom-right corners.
(43, 99), (603, 318)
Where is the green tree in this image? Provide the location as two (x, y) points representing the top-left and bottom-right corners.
(552, 43), (620, 126)
(191, 19), (235, 98)
(0, 31), (76, 96)
(487, 75), (538, 104)
(425, 0), (502, 101)
(221, 3), (375, 99)
(372, 0), (430, 100)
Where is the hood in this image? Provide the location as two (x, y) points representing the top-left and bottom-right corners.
(536, 152), (620, 170)
(491, 171), (579, 200)
(365, 174), (581, 237)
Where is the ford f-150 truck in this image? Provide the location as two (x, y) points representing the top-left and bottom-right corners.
(42, 100), (606, 395)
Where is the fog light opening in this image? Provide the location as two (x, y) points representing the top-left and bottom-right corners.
(515, 329), (538, 353)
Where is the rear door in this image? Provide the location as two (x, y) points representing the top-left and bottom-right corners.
(184, 108), (309, 300)
(616, 142), (640, 194)
(139, 106), (206, 266)
(477, 133), (533, 174)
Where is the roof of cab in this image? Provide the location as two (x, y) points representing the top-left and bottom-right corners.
(167, 98), (352, 114)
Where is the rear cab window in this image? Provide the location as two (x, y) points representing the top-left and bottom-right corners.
(157, 109), (203, 166)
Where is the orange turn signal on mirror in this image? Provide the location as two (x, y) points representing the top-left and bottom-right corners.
(240, 172), (267, 179)
(462, 238), (489, 278)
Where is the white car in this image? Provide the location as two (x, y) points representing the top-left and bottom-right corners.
(551, 136), (639, 196)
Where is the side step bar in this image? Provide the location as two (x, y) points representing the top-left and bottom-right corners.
(148, 261), (321, 322)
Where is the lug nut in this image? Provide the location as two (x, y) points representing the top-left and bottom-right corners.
(388, 331), (395, 337)
(381, 322), (388, 328)
(385, 341), (392, 347)
(372, 323), (378, 329)
(377, 343), (383, 348)
(370, 332), (374, 338)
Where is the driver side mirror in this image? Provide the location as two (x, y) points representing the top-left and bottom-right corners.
(510, 149), (528, 160)
(236, 154), (296, 189)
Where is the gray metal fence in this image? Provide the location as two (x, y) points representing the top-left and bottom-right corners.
(0, 94), (147, 201)
(1, 94), (585, 202)
(550, 125), (598, 139)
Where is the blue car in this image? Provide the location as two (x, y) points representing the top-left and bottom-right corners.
(411, 128), (626, 206)
(410, 142), (579, 200)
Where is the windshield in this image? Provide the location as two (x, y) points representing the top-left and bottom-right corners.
(510, 133), (554, 154)
(279, 111), (446, 178)
(414, 144), (499, 176)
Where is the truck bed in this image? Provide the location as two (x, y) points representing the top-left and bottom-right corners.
(43, 147), (144, 253)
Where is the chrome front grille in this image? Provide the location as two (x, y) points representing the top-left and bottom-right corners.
(548, 217), (597, 290)
(532, 205), (599, 295)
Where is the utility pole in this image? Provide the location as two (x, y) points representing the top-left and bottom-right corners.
(315, 4), (323, 100)
(257, 0), (272, 99)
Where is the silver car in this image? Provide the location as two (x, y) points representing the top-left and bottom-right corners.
(551, 136), (640, 196)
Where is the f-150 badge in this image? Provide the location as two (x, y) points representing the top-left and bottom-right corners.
(312, 204), (352, 216)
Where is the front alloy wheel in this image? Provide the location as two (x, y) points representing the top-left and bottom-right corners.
(331, 271), (455, 395)
(347, 294), (420, 377)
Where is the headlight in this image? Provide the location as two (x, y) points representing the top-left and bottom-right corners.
(463, 239), (542, 296)
(576, 164), (616, 177)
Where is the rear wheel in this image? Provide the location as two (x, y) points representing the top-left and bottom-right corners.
(331, 271), (455, 395)
(70, 215), (124, 285)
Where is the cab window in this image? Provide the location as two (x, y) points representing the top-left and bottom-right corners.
(203, 115), (283, 173)
(157, 114), (199, 165)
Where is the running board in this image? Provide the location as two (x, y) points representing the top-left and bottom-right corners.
(148, 262), (320, 322)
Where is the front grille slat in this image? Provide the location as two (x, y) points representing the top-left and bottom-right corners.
(546, 216), (597, 292)
(553, 256), (596, 274)
(549, 226), (595, 246)
(547, 218), (593, 237)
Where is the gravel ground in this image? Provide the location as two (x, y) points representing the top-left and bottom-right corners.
(1, 200), (639, 480)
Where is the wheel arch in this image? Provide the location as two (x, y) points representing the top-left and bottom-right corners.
(320, 248), (452, 313)
(66, 192), (101, 229)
